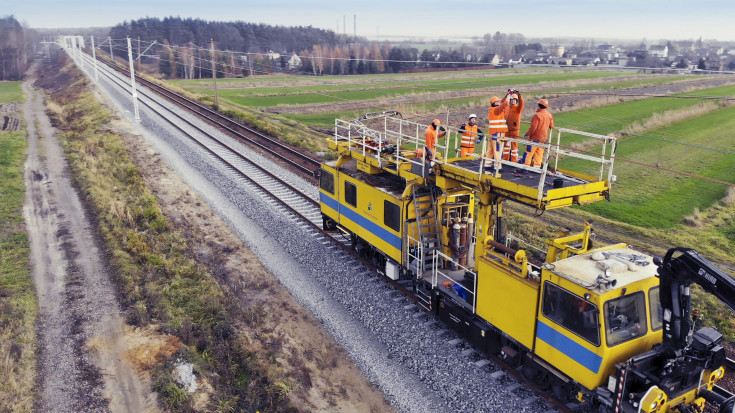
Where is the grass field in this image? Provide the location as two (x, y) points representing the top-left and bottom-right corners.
(580, 105), (735, 228)
(177, 71), (688, 108)
(0, 81), (23, 103)
(0, 124), (37, 410)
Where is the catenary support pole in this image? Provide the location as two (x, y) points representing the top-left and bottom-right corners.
(126, 37), (140, 120)
(109, 36), (113, 60)
(211, 38), (218, 107)
(91, 36), (99, 80)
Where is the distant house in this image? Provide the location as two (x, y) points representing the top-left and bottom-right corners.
(549, 45), (565, 57)
(549, 56), (572, 65)
(484, 54), (500, 65)
(649, 45), (668, 58)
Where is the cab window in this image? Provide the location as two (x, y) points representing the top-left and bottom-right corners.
(542, 282), (600, 346)
(320, 170), (334, 194)
(345, 181), (357, 207)
(649, 287), (663, 331)
(605, 292), (647, 346)
(384, 200), (400, 232)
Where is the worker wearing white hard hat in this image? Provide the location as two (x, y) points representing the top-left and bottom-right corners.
(458, 114), (485, 158)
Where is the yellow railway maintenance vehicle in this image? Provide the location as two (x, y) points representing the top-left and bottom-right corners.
(318, 112), (735, 413)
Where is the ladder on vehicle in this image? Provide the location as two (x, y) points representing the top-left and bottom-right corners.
(412, 185), (442, 275)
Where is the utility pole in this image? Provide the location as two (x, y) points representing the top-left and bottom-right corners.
(137, 37), (141, 71)
(126, 37), (140, 120)
(91, 35), (98, 80)
(108, 36), (113, 60)
(78, 36), (84, 67)
(211, 38), (218, 107)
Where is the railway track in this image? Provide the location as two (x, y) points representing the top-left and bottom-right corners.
(97, 56), (322, 181)
(75, 50), (569, 412)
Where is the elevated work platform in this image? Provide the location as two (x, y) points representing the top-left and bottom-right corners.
(332, 115), (617, 210)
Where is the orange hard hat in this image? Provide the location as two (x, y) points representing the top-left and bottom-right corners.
(538, 98), (549, 108)
(432, 119), (441, 124)
(489, 96), (500, 105)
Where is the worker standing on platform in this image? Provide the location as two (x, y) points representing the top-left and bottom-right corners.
(521, 98), (554, 167)
(458, 114), (485, 157)
(424, 119), (446, 161)
(503, 89), (524, 163)
(486, 96), (508, 170)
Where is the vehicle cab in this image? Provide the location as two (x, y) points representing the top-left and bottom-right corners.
(535, 246), (663, 391)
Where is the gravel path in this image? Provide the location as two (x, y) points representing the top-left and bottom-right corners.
(24, 56), (152, 413)
(79, 54), (554, 412)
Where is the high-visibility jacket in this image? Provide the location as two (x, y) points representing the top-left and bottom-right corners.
(459, 123), (483, 149)
(504, 95), (525, 137)
(488, 100), (508, 134)
(424, 124), (445, 158)
(525, 108), (554, 143)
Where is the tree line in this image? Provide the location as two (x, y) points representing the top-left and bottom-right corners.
(110, 17), (525, 79)
(0, 16), (32, 80)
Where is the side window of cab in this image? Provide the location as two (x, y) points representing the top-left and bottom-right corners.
(542, 282), (600, 346)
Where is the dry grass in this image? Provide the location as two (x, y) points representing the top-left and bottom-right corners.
(724, 187), (735, 206)
(622, 102), (720, 135)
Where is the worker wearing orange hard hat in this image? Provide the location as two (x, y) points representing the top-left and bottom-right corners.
(503, 89), (524, 163)
(485, 96), (509, 170)
(424, 119), (446, 161)
(458, 114), (485, 157)
(521, 98), (554, 167)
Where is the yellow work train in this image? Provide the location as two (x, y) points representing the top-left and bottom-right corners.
(319, 113), (734, 412)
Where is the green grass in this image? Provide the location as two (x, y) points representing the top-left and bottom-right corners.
(0, 82), (23, 103)
(551, 85), (735, 144)
(179, 71), (633, 107)
(573, 106), (735, 228)
(0, 124), (37, 411)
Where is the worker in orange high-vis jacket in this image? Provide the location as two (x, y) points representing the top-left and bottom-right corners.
(521, 98), (554, 167)
(424, 119), (446, 161)
(486, 96), (508, 170)
(458, 114), (485, 157)
(503, 89), (524, 162)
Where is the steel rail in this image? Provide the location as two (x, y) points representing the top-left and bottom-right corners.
(95, 56), (322, 178)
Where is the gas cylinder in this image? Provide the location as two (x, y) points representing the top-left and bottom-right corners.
(459, 216), (468, 266)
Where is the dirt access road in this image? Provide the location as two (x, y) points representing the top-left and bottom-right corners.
(24, 53), (392, 411)
(23, 62), (153, 411)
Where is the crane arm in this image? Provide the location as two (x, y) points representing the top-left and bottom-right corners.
(656, 247), (735, 352)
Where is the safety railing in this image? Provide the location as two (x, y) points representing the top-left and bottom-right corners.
(432, 250), (478, 314)
(406, 235), (424, 277)
(335, 116), (617, 201)
(551, 127), (617, 183)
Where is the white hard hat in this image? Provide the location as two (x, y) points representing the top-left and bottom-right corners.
(469, 113), (477, 119)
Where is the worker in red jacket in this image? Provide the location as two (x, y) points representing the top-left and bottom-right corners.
(458, 114), (484, 157)
(485, 96), (508, 170)
(503, 89), (524, 162)
(521, 98), (554, 167)
(424, 119), (446, 161)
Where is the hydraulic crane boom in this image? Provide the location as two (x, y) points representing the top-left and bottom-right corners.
(656, 248), (735, 353)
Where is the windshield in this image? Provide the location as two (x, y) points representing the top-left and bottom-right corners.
(649, 286), (663, 331)
(605, 292), (647, 346)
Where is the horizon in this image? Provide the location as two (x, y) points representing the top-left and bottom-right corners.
(7, 0), (735, 44)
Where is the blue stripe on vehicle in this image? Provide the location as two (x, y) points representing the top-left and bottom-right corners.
(536, 320), (602, 374)
(320, 192), (402, 251)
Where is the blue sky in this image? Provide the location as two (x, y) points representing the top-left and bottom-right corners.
(7, 0), (735, 42)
